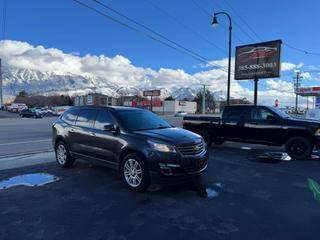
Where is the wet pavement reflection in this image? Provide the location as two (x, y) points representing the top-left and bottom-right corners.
(0, 173), (59, 190)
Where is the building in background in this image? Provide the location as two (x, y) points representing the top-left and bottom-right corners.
(124, 99), (197, 114)
(74, 93), (118, 107)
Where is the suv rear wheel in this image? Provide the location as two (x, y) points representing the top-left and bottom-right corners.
(55, 141), (75, 168)
(285, 136), (313, 160)
(121, 153), (150, 192)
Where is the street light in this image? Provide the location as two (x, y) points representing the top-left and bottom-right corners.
(212, 12), (232, 106)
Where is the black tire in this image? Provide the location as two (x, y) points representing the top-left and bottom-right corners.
(199, 130), (212, 146)
(121, 153), (150, 192)
(285, 136), (313, 160)
(55, 141), (75, 168)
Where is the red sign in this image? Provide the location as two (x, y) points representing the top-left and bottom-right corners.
(296, 87), (320, 96)
(131, 99), (162, 107)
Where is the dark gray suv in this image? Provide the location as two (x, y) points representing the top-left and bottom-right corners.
(52, 106), (208, 191)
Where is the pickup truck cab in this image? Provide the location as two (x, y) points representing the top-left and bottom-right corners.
(183, 105), (320, 160)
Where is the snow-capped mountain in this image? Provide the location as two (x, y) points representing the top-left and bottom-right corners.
(2, 66), (223, 101)
(171, 87), (199, 100)
(2, 67), (120, 98)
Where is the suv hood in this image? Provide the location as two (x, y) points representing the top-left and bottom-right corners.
(133, 127), (201, 145)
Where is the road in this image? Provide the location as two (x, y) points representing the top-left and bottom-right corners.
(0, 117), (55, 157)
(0, 115), (183, 157)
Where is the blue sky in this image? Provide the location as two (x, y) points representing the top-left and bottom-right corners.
(2, 0), (320, 105)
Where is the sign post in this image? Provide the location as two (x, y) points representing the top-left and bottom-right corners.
(143, 90), (161, 111)
(254, 78), (258, 105)
(235, 40), (282, 105)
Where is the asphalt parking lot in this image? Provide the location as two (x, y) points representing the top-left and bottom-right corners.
(0, 113), (320, 239)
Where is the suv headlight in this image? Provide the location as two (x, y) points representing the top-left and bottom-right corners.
(315, 129), (320, 136)
(148, 140), (176, 153)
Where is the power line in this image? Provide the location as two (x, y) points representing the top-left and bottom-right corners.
(144, 0), (227, 55)
(190, 0), (244, 44)
(283, 42), (320, 56)
(88, 0), (232, 71)
(221, 0), (320, 56)
(72, 0), (229, 72)
(92, 0), (227, 69)
(222, 0), (261, 41)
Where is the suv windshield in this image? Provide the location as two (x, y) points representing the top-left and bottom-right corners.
(115, 109), (172, 131)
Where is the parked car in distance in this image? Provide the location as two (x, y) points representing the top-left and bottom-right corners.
(51, 106), (71, 116)
(52, 106), (208, 191)
(174, 111), (187, 117)
(19, 109), (43, 118)
(183, 105), (320, 160)
(7, 103), (28, 113)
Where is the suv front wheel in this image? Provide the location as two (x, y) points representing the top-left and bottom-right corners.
(285, 136), (313, 160)
(121, 153), (150, 192)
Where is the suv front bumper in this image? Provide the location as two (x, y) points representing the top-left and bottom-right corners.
(146, 149), (209, 183)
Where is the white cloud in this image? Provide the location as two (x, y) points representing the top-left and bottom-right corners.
(0, 40), (300, 106)
(266, 79), (293, 92)
(301, 72), (311, 80)
(281, 62), (303, 71)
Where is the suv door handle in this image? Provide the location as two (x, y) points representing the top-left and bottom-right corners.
(90, 132), (96, 136)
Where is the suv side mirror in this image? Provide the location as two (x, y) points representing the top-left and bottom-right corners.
(103, 124), (118, 132)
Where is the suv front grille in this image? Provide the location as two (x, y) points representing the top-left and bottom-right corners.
(176, 141), (206, 157)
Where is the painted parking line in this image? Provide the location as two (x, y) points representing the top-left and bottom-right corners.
(0, 139), (51, 146)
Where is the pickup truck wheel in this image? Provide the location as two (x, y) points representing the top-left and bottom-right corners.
(121, 153), (150, 192)
(55, 141), (75, 168)
(285, 136), (313, 160)
(199, 131), (212, 146)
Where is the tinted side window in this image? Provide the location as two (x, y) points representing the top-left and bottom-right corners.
(252, 108), (275, 121)
(62, 108), (79, 124)
(76, 109), (97, 128)
(94, 110), (114, 130)
(224, 107), (251, 121)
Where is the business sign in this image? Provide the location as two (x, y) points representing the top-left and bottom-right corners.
(235, 40), (282, 80)
(143, 90), (161, 97)
(296, 87), (320, 96)
(131, 99), (162, 107)
(86, 95), (93, 105)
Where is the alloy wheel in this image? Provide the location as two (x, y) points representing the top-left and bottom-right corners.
(123, 158), (143, 187)
(56, 144), (67, 165)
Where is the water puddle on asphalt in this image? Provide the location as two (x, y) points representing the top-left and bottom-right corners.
(0, 173), (59, 190)
(248, 152), (293, 163)
(259, 152), (292, 162)
(205, 188), (219, 198)
(195, 182), (224, 199)
(241, 146), (252, 150)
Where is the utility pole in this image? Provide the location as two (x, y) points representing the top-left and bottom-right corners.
(0, 58), (3, 110)
(201, 84), (206, 114)
(294, 72), (302, 114)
